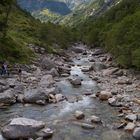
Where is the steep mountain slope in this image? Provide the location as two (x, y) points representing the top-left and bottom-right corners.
(61, 0), (118, 26)
(0, 0), (74, 62)
(57, 0), (92, 9)
(17, 0), (71, 15)
(77, 0), (140, 69)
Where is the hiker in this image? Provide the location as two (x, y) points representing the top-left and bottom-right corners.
(18, 66), (22, 82)
(1, 62), (8, 76)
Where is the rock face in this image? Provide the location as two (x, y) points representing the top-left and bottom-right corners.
(133, 127), (140, 140)
(0, 89), (16, 105)
(2, 118), (45, 139)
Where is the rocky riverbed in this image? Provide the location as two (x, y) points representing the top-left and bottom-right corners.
(0, 44), (140, 140)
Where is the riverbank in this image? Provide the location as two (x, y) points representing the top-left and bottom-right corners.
(0, 44), (139, 140)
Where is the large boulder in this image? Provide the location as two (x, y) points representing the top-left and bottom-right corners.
(39, 75), (55, 89)
(133, 127), (140, 140)
(23, 89), (48, 104)
(41, 57), (56, 70)
(0, 89), (16, 105)
(91, 62), (107, 72)
(102, 68), (119, 76)
(2, 118), (45, 139)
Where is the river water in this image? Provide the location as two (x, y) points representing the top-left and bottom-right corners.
(0, 49), (134, 140)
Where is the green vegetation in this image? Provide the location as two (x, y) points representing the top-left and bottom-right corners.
(0, 0), (74, 63)
(77, 0), (140, 69)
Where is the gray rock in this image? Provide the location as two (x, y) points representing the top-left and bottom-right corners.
(92, 62), (107, 72)
(133, 127), (140, 140)
(71, 47), (85, 53)
(69, 76), (82, 86)
(55, 94), (66, 102)
(92, 49), (105, 55)
(108, 97), (122, 107)
(124, 123), (135, 131)
(125, 114), (137, 122)
(75, 111), (85, 119)
(0, 89), (16, 105)
(89, 115), (101, 123)
(41, 57), (56, 70)
(39, 75), (55, 88)
(102, 68), (119, 76)
(23, 89), (48, 104)
(14, 84), (25, 95)
(2, 118), (45, 139)
(49, 68), (59, 77)
(36, 128), (53, 138)
(58, 66), (71, 74)
(98, 91), (112, 101)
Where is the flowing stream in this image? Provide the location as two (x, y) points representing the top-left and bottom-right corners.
(0, 48), (134, 140)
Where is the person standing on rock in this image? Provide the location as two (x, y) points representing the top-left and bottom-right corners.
(1, 62), (8, 76)
(18, 66), (22, 82)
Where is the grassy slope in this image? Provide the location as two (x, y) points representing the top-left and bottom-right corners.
(78, 0), (140, 69)
(0, 1), (74, 63)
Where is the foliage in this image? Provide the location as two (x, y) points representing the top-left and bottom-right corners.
(0, 0), (74, 63)
(77, 0), (140, 69)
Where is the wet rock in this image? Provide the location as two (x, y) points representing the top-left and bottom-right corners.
(41, 57), (56, 70)
(36, 128), (54, 138)
(98, 91), (112, 101)
(133, 127), (140, 140)
(23, 89), (48, 104)
(124, 122), (135, 132)
(69, 76), (82, 86)
(58, 66), (71, 75)
(0, 135), (6, 140)
(17, 94), (24, 103)
(55, 94), (66, 102)
(71, 47), (85, 53)
(108, 97), (122, 107)
(89, 115), (101, 123)
(49, 68), (59, 77)
(36, 100), (46, 105)
(61, 73), (70, 77)
(116, 76), (132, 85)
(39, 75), (55, 88)
(125, 114), (137, 122)
(75, 111), (85, 119)
(102, 68), (119, 76)
(0, 80), (7, 86)
(2, 118), (45, 139)
(88, 58), (95, 62)
(0, 89), (16, 105)
(81, 67), (91, 72)
(92, 49), (105, 55)
(73, 122), (95, 129)
(14, 84), (25, 95)
(92, 62), (107, 72)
